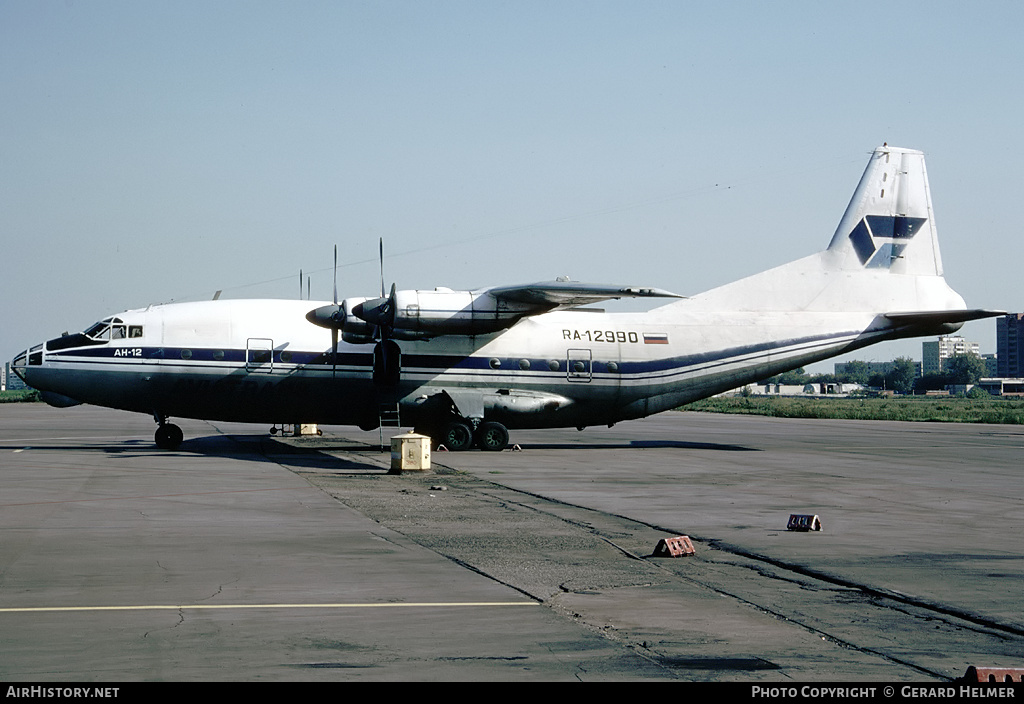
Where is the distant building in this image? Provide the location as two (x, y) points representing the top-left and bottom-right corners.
(2, 362), (28, 391)
(996, 314), (1024, 378)
(922, 335), (980, 376)
(732, 382), (864, 397)
(983, 353), (999, 378)
(977, 378), (1024, 396)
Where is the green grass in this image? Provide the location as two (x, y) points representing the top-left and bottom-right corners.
(5, 386), (1023, 423)
(0, 389), (40, 403)
(680, 395), (1024, 424)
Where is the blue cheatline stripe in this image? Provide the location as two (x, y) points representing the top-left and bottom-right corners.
(42, 329), (862, 383)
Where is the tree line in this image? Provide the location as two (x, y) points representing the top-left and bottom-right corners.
(760, 353), (989, 395)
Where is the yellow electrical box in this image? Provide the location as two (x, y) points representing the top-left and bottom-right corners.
(390, 432), (431, 472)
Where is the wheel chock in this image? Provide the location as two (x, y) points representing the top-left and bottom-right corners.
(653, 535), (695, 557)
(511, 444), (522, 451)
(787, 514), (822, 531)
(961, 666), (1024, 682)
(436, 444), (449, 452)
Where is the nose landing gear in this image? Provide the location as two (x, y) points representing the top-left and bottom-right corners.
(153, 413), (183, 450)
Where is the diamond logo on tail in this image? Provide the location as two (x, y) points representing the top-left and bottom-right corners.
(848, 215), (927, 268)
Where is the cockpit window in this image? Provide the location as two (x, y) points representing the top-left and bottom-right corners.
(85, 322), (110, 340)
(83, 317), (138, 342)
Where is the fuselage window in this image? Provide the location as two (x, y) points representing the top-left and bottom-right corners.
(129, 326), (143, 338)
(111, 325), (126, 340)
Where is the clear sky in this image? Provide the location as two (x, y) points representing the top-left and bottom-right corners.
(3, 1), (1021, 371)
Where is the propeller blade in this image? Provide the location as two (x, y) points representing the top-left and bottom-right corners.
(331, 328), (338, 378)
(384, 283), (396, 336)
(379, 237), (385, 298)
(333, 245), (338, 305)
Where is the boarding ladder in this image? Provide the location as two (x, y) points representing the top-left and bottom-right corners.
(377, 401), (401, 452)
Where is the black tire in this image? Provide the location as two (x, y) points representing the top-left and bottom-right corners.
(439, 420), (473, 451)
(474, 421), (509, 451)
(155, 424), (183, 450)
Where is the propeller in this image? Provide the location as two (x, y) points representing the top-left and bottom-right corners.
(352, 283), (396, 332)
(355, 237), (399, 388)
(304, 241), (399, 384)
(304, 247), (343, 376)
(375, 239), (397, 385)
(352, 238), (397, 338)
(331, 246), (339, 376)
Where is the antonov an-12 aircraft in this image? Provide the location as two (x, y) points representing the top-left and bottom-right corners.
(12, 145), (1002, 451)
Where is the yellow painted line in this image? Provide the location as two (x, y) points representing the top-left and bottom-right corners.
(0, 601), (539, 613)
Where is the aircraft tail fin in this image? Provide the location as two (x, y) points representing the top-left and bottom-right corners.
(682, 145), (967, 315)
(825, 145), (942, 276)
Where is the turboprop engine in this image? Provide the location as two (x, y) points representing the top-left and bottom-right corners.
(308, 287), (547, 341)
(305, 297), (377, 344)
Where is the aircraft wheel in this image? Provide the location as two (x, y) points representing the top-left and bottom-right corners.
(155, 424), (183, 450)
(474, 421), (509, 451)
(439, 420), (473, 451)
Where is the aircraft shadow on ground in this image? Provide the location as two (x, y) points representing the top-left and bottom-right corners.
(0, 440), (156, 454)
(0, 437), (759, 470)
(512, 440), (760, 452)
(1, 434), (387, 473)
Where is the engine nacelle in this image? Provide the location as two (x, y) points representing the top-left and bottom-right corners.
(355, 288), (541, 337)
(310, 286), (555, 339)
(338, 297), (374, 338)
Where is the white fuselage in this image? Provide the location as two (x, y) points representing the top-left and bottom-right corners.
(14, 291), (953, 431)
(12, 145), (985, 442)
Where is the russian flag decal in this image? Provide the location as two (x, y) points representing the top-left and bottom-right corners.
(643, 333), (669, 345)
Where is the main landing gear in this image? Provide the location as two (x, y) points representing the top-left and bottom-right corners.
(420, 419), (510, 452)
(474, 421), (509, 452)
(153, 413), (183, 450)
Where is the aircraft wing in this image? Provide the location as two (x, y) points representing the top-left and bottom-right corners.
(486, 280), (684, 308)
(311, 278), (685, 341)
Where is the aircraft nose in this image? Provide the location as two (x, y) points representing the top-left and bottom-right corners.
(10, 348), (32, 385)
(11, 348), (28, 371)
(10, 341), (46, 382)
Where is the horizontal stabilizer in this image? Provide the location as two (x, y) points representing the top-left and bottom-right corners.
(884, 309), (1006, 325)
